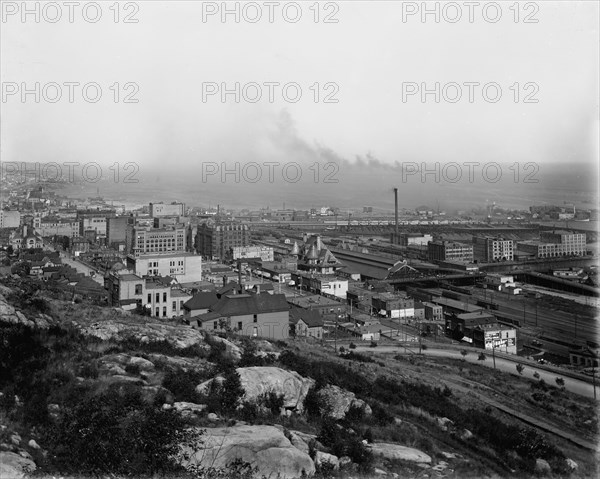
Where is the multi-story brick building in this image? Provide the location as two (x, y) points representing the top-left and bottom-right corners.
(77, 210), (115, 239)
(33, 217), (80, 238)
(473, 236), (514, 262)
(127, 225), (186, 256)
(105, 271), (192, 317)
(107, 215), (134, 249)
(517, 231), (586, 259)
(196, 222), (250, 260)
(427, 240), (474, 263)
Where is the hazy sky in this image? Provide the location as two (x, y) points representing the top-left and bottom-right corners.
(1, 1), (598, 174)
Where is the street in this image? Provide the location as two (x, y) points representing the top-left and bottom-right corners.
(354, 344), (598, 399)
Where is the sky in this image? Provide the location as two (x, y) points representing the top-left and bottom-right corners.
(1, 1), (598, 199)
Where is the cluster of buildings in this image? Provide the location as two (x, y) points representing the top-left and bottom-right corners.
(426, 231), (587, 266)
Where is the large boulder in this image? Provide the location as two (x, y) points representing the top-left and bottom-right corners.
(181, 425), (315, 479)
(315, 451), (339, 470)
(317, 384), (372, 419)
(173, 402), (207, 417)
(0, 451), (36, 478)
(197, 367), (314, 413)
(534, 458), (551, 475)
(369, 443), (432, 464)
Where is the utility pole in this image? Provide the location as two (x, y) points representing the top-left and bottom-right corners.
(492, 342), (496, 370)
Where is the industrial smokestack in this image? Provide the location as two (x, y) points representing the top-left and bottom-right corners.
(394, 187), (399, 243)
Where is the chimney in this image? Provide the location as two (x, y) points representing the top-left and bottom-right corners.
(223, 275), (227, 287)
(394, 188), (399, 244)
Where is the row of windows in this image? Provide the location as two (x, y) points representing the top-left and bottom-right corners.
(147, 292), (168, 303)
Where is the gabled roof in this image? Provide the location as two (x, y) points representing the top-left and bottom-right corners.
(183, 292), (219, 311)
(199, 293), (289, 320)
(74, 276), (105, 291)
(289, 306), (324, 328)
(217, 281), (241, 296)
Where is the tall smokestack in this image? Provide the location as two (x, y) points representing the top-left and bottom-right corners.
(394, 188), (399, 243)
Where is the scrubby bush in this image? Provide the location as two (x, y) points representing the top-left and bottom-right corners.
(43, 384), (201, 476)
(303, 385), (325, 419)
(204, 366), (244, 415)
(317, 417), (373, 473)
(258, 390), (285, 416)
(124, 362), (141, 375)
(349, 342), (356, 349)
(162, 367), (207, 403)
(516, 363), (525, 375)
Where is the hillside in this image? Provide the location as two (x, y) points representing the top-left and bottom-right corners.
(0, 278), (597, 479)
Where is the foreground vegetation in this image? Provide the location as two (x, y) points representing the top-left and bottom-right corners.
(0, 288), (596, 478)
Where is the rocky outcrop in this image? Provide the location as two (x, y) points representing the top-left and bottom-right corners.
(210, 335), (242, 361)
(173, 402), (207, 417)
(369, 443), (432, 464)
(315, 451), (339, 470)
(81, 318), (207, 349)
(0, 451), (36, 479)
(146, 354), (210, 372)
(197, 367), (314, 413)
(564, 458), (578, 472)
(317, 384), (372, 419)
(181, 425), (315, 479)
(0, 294), (53, 329)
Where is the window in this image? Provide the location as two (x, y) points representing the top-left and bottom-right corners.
(163, 292), (167, 302)
(135, 284), (143, 295)
(163, 307), (167, 317)
(253, 326), (258, 337)
(156, 293), (160, 303)
(253, 314), (257, 323)
(213, 321), (218, 330)
(147, 294), (151, 304)
(155, 307), (159, 316)
(172, 301), (176, 310)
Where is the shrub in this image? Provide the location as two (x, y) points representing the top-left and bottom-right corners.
(460, 349), (468, 360)
(205, 366), (244, 415)
(478, 352), (487, 361)
(79, 361), (99, 379)
(43, 385), (201, 476)
(303, 386), (324, 419)
(317, 417), (373, 472)
(339, 352), (373, 363)
(369, 341), (378, 348)
(516, 363), (525, 375)
(344, 403), (366, 423)
(370, 401), (394, 426)
(533, 371), (540, 379)
(349, 342), (356, 349)
(555, 377), (565, 388)
(162, 367), (207, 403)
(124, 362), (141, 376)
(338, 346), (345, 353)
(258, 390), (285, 416)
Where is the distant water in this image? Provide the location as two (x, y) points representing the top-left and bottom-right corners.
(61, 161), (598, 213)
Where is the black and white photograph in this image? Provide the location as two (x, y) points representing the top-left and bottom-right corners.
(0, 1), (598, 477)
